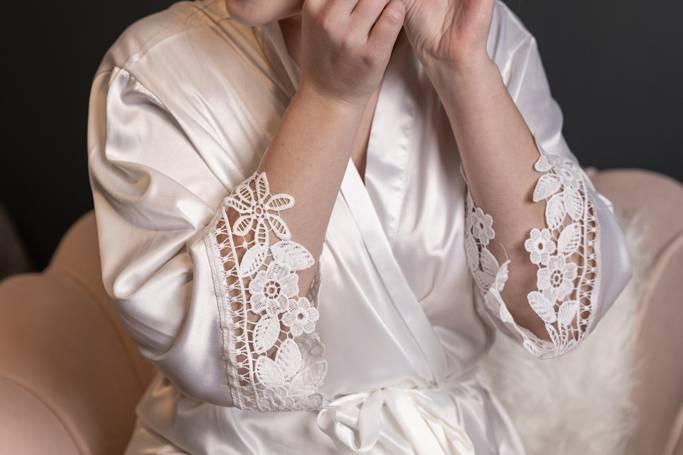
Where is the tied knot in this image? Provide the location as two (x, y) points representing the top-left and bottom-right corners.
(316, 381), (475, 454)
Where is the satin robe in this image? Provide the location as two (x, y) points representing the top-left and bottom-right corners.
(86, 0), (633, 453)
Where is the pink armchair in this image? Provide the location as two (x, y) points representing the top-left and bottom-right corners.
(0, 168), (681, 454)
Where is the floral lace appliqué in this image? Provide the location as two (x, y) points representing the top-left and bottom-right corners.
(206, 171), (327, 411)
(465, 151), (601, 359)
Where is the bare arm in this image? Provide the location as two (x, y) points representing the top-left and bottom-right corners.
(238, 0), (406, 296)
(400, 0), (631, 352)
(401, 0), (551, 338)
(426, 55), (549, 339)
(250, 84), (366, 298)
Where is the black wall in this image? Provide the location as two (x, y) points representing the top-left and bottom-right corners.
(1, 0), (682, 269)
(506, 0), (683, 177)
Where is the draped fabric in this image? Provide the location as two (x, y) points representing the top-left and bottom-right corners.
(86, 0), (632, 453)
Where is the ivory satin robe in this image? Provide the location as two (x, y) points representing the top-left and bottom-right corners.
(86, 0), (633, 453)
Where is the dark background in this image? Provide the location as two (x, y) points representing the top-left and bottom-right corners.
(1, 0), (682, 270)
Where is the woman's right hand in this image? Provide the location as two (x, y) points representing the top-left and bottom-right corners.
(299, 0), (406, 107)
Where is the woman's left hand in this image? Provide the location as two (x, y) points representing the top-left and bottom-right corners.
(400, 0), (495, 68)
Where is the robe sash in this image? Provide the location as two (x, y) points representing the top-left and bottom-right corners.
(316, 377), (475, 455)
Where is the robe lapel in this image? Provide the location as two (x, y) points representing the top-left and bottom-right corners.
(340, 160), (449, 384)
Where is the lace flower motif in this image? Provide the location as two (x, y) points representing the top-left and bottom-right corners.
(248, 261), (299, 316)
(224, 171), (295, 246)
(208, 171), (327, 411)
(524, 228), (556, 266)
(536, 255), (578, 302)
(469, 207), (495, 245)
(464, 148), (601, 359)
(282, 297), (320, 337)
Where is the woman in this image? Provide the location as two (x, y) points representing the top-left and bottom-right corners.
(87, 0), (633, 453)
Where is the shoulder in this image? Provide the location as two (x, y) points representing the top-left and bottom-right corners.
(87, 1), (276, 187)
(93, 0), (265, 94)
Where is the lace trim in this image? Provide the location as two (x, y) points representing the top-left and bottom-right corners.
(207, 171), (328, 411)
(464, 150), (601, 358)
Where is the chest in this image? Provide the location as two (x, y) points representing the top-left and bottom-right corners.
(332, 61), (470, 307)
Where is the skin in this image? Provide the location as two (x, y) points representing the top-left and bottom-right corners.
(224, 0), (551, 340)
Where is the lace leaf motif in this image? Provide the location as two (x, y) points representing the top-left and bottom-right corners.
(208, 171), (327, 411)
(465, 151), (600, 359)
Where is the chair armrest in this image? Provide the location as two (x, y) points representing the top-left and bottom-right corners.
(592, 169), (683, 455)
(0, 210), (154, 455)
(0, 376), (79, 454)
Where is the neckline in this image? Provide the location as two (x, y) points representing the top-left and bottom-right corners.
(340, 159), (449, 384)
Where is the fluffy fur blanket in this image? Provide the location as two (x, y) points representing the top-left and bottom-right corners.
(477, 213), (650, 455)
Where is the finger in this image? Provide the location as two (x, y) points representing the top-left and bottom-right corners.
(367, 0), (405, 50)
(324, 0), (361, 20)
(303, 0), (326, 16)
(350, 0), (391, 36)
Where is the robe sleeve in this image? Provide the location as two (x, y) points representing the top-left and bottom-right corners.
(87, 66), (327, 410)
(461, 34), (633, 359)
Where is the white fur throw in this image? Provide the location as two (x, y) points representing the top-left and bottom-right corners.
(477, 213), (650, 455)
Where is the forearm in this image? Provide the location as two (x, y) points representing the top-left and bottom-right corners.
(427, 56), (548, 339)
(250, 84), (366, 292)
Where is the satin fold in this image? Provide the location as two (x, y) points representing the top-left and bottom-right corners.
(316, 376), (477, 455)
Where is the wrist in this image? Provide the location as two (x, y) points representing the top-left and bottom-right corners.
(295, 80), (369, 117)
(425, 55), (502, 109)
(423, 51), (498, 95)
